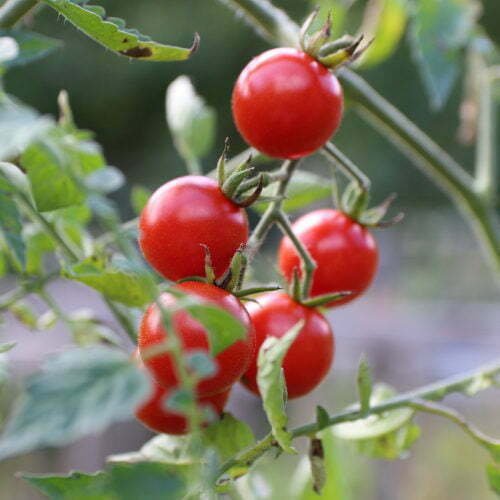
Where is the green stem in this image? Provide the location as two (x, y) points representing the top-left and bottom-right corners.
(321, 142), (371, 192)
(217, 358), (500, 478)
(0, 0), (38, 27)
(275, 211), (316, 299)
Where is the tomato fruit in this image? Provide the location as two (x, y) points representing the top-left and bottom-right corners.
(139, 281), (255, 396)
(241, 292), (334, 399)
(232, 48), (343, 159)
(139, 175), (249, 281)
(278, 209), (379, 307)
(136, 380), (230, 435)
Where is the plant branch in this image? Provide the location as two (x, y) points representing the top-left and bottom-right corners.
(217, 358), (500, 478)
(0, 0), (38, 27)
(321, 142), (371, 192)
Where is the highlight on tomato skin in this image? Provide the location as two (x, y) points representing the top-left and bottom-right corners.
(278, 209), (379, 307)
(241, 291), (335, 399)
(232, 47), (344, 160)
(135, 380), (231, 435)
(139, 175), (249, 281)
(138, 281), (256, 397)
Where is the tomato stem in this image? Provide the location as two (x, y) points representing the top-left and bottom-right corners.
(0, 0), (38, 27)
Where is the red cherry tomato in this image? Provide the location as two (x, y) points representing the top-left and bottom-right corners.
(278, 209), (379, 307)
(241, 292), (334, 399)
(232, 48), (343, 159)
(139, 281), (255, 397)
(136, 380), (230, 435)
(139, 176), (249, 281)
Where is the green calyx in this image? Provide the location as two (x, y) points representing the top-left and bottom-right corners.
(299, 8), (371, 70)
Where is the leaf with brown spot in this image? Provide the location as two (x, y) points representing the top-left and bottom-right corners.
(43, 0), (197, 62)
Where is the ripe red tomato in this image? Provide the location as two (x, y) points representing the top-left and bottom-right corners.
(139, 176), (249, 281)
(278, 209), (379, 307)
(232, 48), (343, 159)
(241, 292), (334, 399)
(139, 281), (255, 397)
(136, 380), (230, 435)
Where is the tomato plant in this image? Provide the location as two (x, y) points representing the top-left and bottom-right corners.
(0, 0), (498, 499)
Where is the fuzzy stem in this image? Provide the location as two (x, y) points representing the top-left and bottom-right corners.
(0, 0), (38, 27)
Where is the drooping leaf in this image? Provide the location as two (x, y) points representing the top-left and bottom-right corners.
(0, 29), (62, 68)
(0, 94), (53, 161)
(0, 346), (149, 460)
(409, 0), (481, 110)
(166, 76), (216, 167)
(253, 171), (333, 214)
(357, 0), (408, 69)
(43, 0), (197, 62)
(257, 321), (304, 453)
(308, 438), (326, 494)
(64, 256), (152, 307)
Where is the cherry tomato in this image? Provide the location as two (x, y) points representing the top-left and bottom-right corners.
(136, 380), (230, 435)
(232, 48), (343, 159)
(139, 176), (249, 281)
(241, 292), (334, 399)
(139, 281), (255, 396)
(278, 209), (378, 307)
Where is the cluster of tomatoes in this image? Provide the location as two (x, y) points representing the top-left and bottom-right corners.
(134, 48), (378, 435)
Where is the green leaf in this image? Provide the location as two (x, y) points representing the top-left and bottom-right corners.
(0, 346), (149, 460)
(0, 166), (25, 267)
(23, 471), (111, 500)
(409, 0), (481, 110)
(357, 355), (373, 415)
(257, 320), (304, 454)
(21, 138), (85, 212)
(357, 0), (407, 69)
(333, 384), (420, 460)
(487, 463), (500, 495)
(43, 0), (196, 62)
(108, 462), (185, 500)
(254, 171), (333, 214)
(9, 301), (37, 329)
(0, 30), (62, 68)
(166, 76), (216, 164)
(174, 293), (246, 357)
(0, 341), (15, 353)
(316, 405), (331, 431)
(186, 351), (217, 379)
(24, 224), (56, 275)
(64, 256), (152, 307)
(203, 413), (255, 462)
(23, 463), (186, 500)
(0, 94), (53, 161)
(85, 166), (125, 194)
(130, 185), (151, 215)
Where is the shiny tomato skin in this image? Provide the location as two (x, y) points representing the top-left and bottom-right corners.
(241, 292), (334, 399)
(139, 281), (255, 397)
(278, 209), (379, 307)
(139, 176), (249, 281)
(135, 381), (230, 435)
(232, 48), (343, 159)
